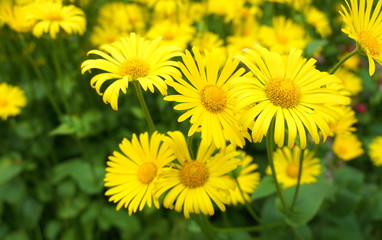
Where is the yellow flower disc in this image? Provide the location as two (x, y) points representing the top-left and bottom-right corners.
(200, 84), (227, 113)
(285, 163), (299, 178)
(137, 162), (158, 184)
(120, 58), (150, 79)
(180, 161), (209, 188)
(265, 78), (301, 108)
(357, 31), (381, 57)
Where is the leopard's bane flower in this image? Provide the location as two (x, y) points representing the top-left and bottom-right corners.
(340, 0), (382, 76)
(81, 33), (180, 110)
(0, 83), (27, 120)
(232, 44), (350, 149)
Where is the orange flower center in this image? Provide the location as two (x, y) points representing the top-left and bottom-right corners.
(120, 58), (150, 79)
(137, 162), (158, 184)
(277, 35), (288, 45)
(0, 99), (9, 108)
(46, 12), (63, 21)
(162, 32), (175, 41)
(285, 163), (300, 178)
(200, 85), (227, 113)
(265, 78), (301, 108)
(179, 161), (209, 188)
(357, 31), (381, 56)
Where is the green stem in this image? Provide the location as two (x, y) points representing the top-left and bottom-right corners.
(266, 120), (288, 212)
(329, 48), (359, 74)
(133, 81), (155, 133)
(290, 148), (304, 212)
(192, 215), (215, 240)
(233, 178), (262, 223)
(52, 39), (71, 113)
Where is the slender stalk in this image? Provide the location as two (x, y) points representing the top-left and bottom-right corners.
(329, 48), (359, 74)
(266, 120), (288, 212)
(290, 148), (304, 212)
(133, 81), (156, 133)
(234, 178), (262, 223)
(192, 215), (215, 240)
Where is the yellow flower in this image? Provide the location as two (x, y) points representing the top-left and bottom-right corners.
(164, 47), (250, 149)
(227, 152), (260, 206)
(90, 24), (127, 47)
(305, 7), (332, 38)
(155, 131), (239, 218)
(30, 1), (86, 39)
(104, 131), (174, 215)
(191, 32), (224, 53)
(266, 146), (321, 189)
(0, 1), (36, 33)
(259, 16), (309, 54)
(333, 68), (362, 96)
(328, 105), (358, 136)
(207, 0), (244, 22)
(369, 136), (382, 166)
(233, 44), (350, 149)
(0, 83), (27, 120)
(333, 133), (364, 161)
(340, 0), (382, 76)
(81, 33), (180, 110)
(146, 20), (195, 50)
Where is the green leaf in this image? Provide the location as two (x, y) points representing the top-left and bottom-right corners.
(4, 230), (29, 240)
(328, 187), (361, 217)
(22, 197), (43, 228)
(276, 178), (331, 226)
(334, 166), (364, 192)
(371, 191), (382, 220)
(252, 176), (276, 200)
(44, 220), (62, 240)
(305, 39), (328, 57)
(0, 156), (23, 184)
(99, 206), (140, 233)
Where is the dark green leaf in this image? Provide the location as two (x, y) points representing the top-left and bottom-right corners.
(252, 176), (276, 200)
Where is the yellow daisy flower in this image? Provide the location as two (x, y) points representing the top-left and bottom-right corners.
(228, 152), (260, 206)
(155, 131), (239, 218)
(266, 146), (321, 189)
(90, 24), (127, 47)
(0, 83), (27, 120)
(30, 1), (86, 39)
(369, 136), (382, 166)
(233, 44), (350, 149)
(340, 0), (382, 76)
(191, 32), (224, 53)
(328, 105), (358, 136)
(259, 16), (309, 54)
(104, 131), (174, 215)
(0, 2), (36, 33)
(305, 7), (332, 38)
(164, 47), (250, 149)
(333, 133), (364, 161)
(333, 68), (362, 96)
(81, 33), (180, 110)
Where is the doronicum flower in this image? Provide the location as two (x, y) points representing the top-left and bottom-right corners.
(232, 44), (350, 149)
(266, 146), (321, 189)
(81, 33), (180, 110)
(30, 1), (86, 39)
(368, 136), (382, 166)
(0, 83), (27, 120)
(328, 105), (358, 136)
(164, 47), (251, 149)
(155, 131), (239, 218)
(227, 152), (260, 206)
(104, 131), (174, 215)
(340, 0), (382, 76)
(333, 133), (364, 161)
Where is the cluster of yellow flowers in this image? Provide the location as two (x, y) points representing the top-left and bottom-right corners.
(2, 0), (382, 218)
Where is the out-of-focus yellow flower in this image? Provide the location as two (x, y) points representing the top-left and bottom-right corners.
(334, 68), (362, 96)
(191, 32), (224, 53)
(208, 0), (244, 22)
(90, 25), (127, 47)
(333, 133), (364, 161)
(0, 2), (36, 33)
(0, 83), (27, 120)
(328, 105), (358, 137)
(369, 136), (382, 166)
(146, 20), (195, 50)
(266, 146), (321, 189)
(259, 16), (310, 54)
(305, 7), (332, 38)
(30, 1), (86, 39)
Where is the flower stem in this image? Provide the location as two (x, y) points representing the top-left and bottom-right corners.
(233, 178), (262, 223)
(266, 120), (288, 212)
(329, 48), (359, 74)
(133, 81), (155, 133)
(290, 148), (304, 212)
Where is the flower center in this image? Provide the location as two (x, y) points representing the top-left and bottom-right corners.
(179, 161), (209, 188)
(137, 162), (158, 184)
(357, 31), (381, 56)
(265, 78), (301, 108)
(200, 85), (227, 113)
(46, 12), (63, 22)
(162, 32), (175, 41)
(120, 58), (150, 79)
(0, 99), (9, 108)
(285, 163), (300, 179)
(277, 35), (288, 45)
